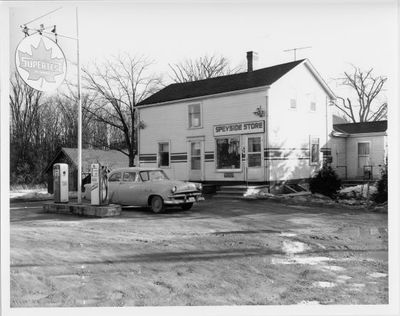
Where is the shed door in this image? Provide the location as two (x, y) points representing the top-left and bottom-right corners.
(245, 135), (264, 181)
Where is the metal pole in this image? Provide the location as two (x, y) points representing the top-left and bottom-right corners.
(76, 7), (82, 204)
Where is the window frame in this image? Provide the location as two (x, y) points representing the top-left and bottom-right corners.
(108, 172), (121, 182)
(309, 136), (320, 165)
(190, 141), (202, 171)
(122, 171), (137, 182)
(357, 141), (371, 169)
(157, 141), (171, 168)
(188, 103), (203, 129)
(247, 136), (263, 168)
(215, 135), (242, 172)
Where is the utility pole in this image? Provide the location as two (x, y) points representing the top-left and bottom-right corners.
(76, 7), (82, 204)
(283, 46), (312, 61)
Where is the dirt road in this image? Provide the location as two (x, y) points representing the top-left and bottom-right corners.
(10, 198), (388, 307)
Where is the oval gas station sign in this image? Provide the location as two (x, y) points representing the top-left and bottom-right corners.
(15, 34), (67, 92)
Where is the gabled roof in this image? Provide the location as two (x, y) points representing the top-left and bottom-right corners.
(43, 148), (128, 173)
(333, 120), (387, 134)
(138, 59), (305, 106)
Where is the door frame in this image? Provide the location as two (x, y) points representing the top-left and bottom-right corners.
(244, 134), (264, 182)
(187, 136), (205, 181)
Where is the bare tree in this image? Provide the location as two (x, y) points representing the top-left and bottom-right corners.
(9, 72), (44, 183)
(169, 54), (242, 83)
(82, 54), (162, 166)
(334, 66), (387, 123)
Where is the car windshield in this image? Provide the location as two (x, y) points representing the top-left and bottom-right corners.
(139, 170), (169, 181)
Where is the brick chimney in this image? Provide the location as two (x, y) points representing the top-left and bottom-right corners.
(247, 51), (253, 72)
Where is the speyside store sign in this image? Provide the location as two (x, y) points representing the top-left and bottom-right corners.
(214, 120), (265, 136)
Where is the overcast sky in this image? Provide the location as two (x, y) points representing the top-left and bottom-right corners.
(8, 1), (397, 92)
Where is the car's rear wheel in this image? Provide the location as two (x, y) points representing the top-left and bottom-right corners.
(181, 203), (193, 211)
(150, 196), (165, 213)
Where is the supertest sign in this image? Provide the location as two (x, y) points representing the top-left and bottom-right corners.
(15, 34), (67, 92)
(214, 120), (265, 136)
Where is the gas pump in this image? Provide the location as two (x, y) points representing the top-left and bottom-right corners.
(90, 163), (109, 205)
(53, 163), (69, 203)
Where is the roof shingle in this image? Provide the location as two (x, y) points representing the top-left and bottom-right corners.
(333, 121), (387, 134)
(138, 59), (305, 106)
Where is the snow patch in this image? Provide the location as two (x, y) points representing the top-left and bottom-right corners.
(336, 275), (352, 283)
(271, 256), (331, 265)
(279, 232), (297, 237)
(321, 265), (345, 272)
(282, 240), (309, 254)
(313, 281), (336, 288)
(298, 300), (320, 305)
(351, 283), (365, 288)
(339, 184), (377, 199)
(368, 272), (387, 278)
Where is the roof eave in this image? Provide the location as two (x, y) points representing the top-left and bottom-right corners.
(137, 85), (271, 108)
(303, 59), (336, 100)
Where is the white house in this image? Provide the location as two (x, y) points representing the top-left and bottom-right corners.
(136, 53), (336, 186)
(330, 120), (387, 180)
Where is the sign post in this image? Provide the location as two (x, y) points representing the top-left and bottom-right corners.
(76, 7), (82, 204)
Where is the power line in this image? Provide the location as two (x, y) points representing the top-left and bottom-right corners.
(22, 7), (62, 26)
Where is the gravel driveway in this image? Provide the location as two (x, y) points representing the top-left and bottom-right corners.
(10, 197), (388, 307)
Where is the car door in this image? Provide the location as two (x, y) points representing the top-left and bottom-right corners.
(118, 171), (147, 206)
(107, 172), (122, 203)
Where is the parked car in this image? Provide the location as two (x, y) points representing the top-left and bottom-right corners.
(84, 167), (204, 212)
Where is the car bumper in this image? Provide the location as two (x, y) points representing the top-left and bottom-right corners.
(164, 195), (205, 205)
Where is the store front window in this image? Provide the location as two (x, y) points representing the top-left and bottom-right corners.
(216, 137), (241, 170)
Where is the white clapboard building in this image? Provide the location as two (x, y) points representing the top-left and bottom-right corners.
(137, 53), (336, 185)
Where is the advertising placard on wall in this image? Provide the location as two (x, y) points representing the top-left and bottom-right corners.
(214, 120), (265, 136)
(15, 34), (67, 92)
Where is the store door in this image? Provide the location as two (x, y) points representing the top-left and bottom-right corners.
(245, 135), (264, 182)
(188, 140), (203, 181)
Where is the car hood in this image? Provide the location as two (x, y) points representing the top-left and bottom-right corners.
(151, 180), (199, 192)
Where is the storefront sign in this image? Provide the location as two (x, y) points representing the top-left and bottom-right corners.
(15, 34), (67, 92)
(214, 120), (264, 136)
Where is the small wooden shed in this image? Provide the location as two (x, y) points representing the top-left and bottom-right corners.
(43, 148), (128, 193)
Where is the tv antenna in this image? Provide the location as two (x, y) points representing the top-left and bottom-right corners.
(283, 46), (312, 61)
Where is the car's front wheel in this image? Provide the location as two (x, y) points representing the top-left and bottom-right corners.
(181, 203), (193, 211)
(150, 195), (165, 213)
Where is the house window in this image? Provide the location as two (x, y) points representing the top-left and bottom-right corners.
(290, 98), (297, 109)
(188, 104), (201, 128)
(310, 101), (316, 112)
(216, 137), (241, 170)
(310, 137), (320, 165)
(158, 142), (170, 167)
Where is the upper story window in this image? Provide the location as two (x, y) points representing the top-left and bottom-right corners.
(310, 101), (317, 112)
(290, 98), (297, 109)
(158, 142), (170, 167)
(188, 104), (202, 128)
